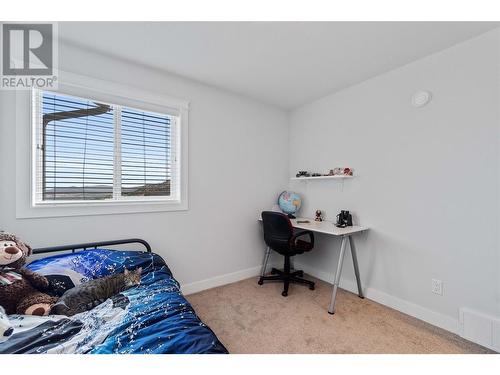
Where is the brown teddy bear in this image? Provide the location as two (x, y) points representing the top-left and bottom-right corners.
(0, 233), (57, 316)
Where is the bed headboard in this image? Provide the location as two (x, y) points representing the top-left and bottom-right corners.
(32, 238), (152, 254)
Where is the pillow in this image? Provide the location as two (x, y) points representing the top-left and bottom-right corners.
(27, 249), (129, 296)
(26, 248), (164, 296)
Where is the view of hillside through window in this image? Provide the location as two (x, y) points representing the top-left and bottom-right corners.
(40, 91), (172, 201)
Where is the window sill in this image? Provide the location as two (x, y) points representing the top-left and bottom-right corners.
(34, 197), (178, 207)
(17, 199), (188, 219)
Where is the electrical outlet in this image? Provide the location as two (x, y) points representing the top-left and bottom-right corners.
(432, 279), (443, 295)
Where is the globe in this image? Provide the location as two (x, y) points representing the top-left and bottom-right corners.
(278, 191), (302, 217)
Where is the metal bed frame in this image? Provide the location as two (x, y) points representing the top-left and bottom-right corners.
(33, 238), (152, 255)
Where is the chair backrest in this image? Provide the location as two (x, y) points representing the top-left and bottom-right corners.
(261, 211), (293, 254)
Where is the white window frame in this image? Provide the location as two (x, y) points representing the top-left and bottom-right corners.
(15, 71), (189, 218)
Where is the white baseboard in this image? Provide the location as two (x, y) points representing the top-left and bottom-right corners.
(295, 261), (460, 335)
(181, 265), (265, 296)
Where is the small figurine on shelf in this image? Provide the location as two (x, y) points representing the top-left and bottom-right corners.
(315, 209), (323, 222)
(296, 171), (311, 178)
(324, 167), (354, 176)
(343, 167), (353, 176)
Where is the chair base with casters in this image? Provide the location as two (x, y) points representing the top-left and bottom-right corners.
(258, 211), (316, 297)
(258, 255), (315, 297)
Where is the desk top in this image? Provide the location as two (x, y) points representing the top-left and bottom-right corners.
(259, 216), (368, 236)
(291, 218), (368, 236)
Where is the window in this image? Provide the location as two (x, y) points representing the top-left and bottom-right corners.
(32, 90), (181, 206)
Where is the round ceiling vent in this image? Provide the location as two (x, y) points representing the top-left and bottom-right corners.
(412, 90), (432, 108)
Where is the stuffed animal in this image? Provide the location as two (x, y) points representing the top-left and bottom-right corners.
(0, 306), (13, 342)
(0, 233), (57, 316)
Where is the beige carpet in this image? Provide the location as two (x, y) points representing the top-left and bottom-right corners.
(187, 276), (494, 354)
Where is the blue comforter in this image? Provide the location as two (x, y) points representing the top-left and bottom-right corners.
(0, 249), (228, 354)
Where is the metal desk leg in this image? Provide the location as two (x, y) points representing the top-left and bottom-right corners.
(258, 246), (271, 284)
(328, 236), (348, 314)
(349, 236), (364, 298)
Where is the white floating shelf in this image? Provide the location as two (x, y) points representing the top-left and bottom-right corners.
(291, 175), (354, 181)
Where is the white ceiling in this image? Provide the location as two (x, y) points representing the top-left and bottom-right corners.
(59, 22), (499, 109)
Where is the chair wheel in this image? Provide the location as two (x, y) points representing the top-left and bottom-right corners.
(258, 279), (263, 285)
(282, 291), (288, 297)
(309, 285), (315, 290)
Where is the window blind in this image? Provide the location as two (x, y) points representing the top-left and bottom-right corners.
(33, 90), (179, 204)
(121, 107), (172, 197)
(39, 91), (115, 201)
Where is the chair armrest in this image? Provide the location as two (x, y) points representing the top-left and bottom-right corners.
(290, 229), (314, 247)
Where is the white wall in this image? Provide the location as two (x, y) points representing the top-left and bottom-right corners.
(0, 42), (288, 288)
(289, 29), (500, 333)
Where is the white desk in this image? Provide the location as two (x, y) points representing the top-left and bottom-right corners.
(259, 217), (368, 314)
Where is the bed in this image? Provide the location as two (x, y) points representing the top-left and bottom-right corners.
(0, 239), (228, 354)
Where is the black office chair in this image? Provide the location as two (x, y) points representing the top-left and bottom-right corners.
(258, 211), (315, 296)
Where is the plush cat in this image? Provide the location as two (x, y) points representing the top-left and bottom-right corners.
(50, 267), (142, 316)
(0, 233), (57, 316)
